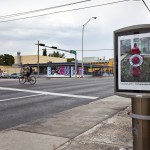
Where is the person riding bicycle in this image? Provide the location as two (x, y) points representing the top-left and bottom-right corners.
(19, 64), (36, 84)
(23, 64), (31, 81)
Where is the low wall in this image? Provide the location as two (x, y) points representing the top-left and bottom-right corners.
(0, 66), (21, 75)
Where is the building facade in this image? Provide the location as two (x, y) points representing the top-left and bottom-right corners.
(80, 57), (114, 75)
(14, 55), (67, 65)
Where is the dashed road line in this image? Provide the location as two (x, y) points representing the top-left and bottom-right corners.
(0, 94), (44, 102)
(0, 87), (98, 99)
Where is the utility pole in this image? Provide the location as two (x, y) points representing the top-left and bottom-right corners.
(37, 40), (39, 77)
(75, 53), (77, 78)
(70, 50), (77, 78)
(132, 98), (150, 150)
(81, 17), (97, 77)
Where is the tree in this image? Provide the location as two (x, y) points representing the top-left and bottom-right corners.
(43, 48), (47, 56)
(49, 51), (65, 58)
(0, 54), (14, 66)
(67, 58), (75, 62)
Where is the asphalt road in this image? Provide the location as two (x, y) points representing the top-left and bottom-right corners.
(0, 77), (114, 131)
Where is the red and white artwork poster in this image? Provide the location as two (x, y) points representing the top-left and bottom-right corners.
(118, 32), (150, 91)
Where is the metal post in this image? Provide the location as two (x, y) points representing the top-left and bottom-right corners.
(69, 66), (71, 78)
(37, 40), (39, 77)
(20, 63), (23, 74)
(82, 25), (84, 78)
(81, 17), (97, 77)
(132, 97), (150, 150)
(75, 53), (77, 78)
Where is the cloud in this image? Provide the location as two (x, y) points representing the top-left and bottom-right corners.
(0, 0), (150, 60)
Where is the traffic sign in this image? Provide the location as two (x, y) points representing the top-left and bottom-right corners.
(70, 50), (76, 55)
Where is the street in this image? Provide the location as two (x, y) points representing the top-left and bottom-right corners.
(0, 77), (114, 131)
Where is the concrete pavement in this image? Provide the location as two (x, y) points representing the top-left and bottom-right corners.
(0, 95), (132, 150)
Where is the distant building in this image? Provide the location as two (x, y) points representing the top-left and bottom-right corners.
(0, 54), (67, 75)
(0, 55), (114, 77)
(79, 57), (114, 75)
(14, 55), (67, 65)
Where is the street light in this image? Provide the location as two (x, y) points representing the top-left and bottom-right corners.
(81, 17), (97, 77)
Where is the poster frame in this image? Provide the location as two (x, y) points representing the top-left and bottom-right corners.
(114, 24), (150, 98)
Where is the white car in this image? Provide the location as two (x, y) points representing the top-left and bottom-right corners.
(10, 73), (21, 79)
(0, 72), (9, 78)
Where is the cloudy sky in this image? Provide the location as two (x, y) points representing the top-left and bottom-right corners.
(0, 0), (150, 60)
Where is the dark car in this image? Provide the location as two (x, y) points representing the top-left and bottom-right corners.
(10, 73), (21, 79)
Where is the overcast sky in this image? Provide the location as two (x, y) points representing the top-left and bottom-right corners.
(0, 0), (150, 60)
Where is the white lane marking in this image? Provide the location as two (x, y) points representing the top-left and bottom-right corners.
(0, 87), (98, 100)
(0, 94), (44, 102)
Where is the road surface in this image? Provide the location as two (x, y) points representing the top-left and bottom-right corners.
(0, 77), (114, 130)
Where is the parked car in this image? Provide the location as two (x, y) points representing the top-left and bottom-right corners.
(9, 73), (21, 79)
(0, 72), (9, 78)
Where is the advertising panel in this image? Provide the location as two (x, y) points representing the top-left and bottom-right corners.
(71, 66), (75, 77)
(47, 67), (51, 77)
(114, 24), (150, 96)
(118, 33), (150, 91)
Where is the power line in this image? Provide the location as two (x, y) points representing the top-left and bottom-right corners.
(42, 48), (114, 51)
(0, 0), (93, 19)
(0, 0), (130, 23)
(75, 49), (114, 51)
(142, 0), (150, 12)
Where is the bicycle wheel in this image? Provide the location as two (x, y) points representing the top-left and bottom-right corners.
(19, 77), (25, 84)
(30, 76), (36, 85)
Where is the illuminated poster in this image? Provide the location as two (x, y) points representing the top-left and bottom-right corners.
(118, 32), (150, 91)
(71, 66), (75, 76)
(47, 67), (51, 77)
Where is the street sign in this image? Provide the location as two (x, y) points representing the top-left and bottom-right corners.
(70, 50), (76, 55)
(114, 24), (150, 97)
(90, 64), (93, 69)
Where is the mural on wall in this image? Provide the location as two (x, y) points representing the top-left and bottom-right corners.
(64, 66), (70, 76)
(59, 66), (65, 75)
(47, 66), (71, 77)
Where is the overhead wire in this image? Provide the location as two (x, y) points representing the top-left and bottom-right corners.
(75, 49), (114, 51)
(0, 0), (94, 19)
(43, 48), (113, 51)
(142, 0), (150, 12)
(0, 0), (131, 23)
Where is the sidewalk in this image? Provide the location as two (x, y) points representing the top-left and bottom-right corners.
(0, 95), (132, 150)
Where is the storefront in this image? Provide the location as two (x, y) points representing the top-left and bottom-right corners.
(27, 62), (102, 78)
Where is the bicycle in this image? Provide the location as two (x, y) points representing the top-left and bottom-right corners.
(19, 72), (36, 85)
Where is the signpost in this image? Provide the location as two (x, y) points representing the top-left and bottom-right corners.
(114, 24), (150, 150)
(70, 50), (77, 78)
(36, 43), (77, 78)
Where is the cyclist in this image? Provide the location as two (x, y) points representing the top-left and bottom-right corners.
(23, 64), (31, 81)
(19, 64), (36, 85)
